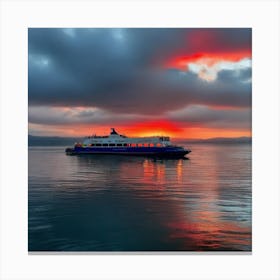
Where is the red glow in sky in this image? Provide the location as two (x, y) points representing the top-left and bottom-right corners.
(165, 51), (252, 70)
(124, 121), (183, 137)
(29, 121), (251, 139)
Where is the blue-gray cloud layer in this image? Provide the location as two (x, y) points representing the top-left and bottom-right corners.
(28, 28), (252, 115)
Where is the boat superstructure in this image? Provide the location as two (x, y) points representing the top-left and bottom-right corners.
(65, 128), (191, 157)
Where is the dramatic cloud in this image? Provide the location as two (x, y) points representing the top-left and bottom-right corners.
(28, 28), (252, 138)
(28, 106), (149, 125)
(168, 105), (251, 129)
(29, 104), (251, 131)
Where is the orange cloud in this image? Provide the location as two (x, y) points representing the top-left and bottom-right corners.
(179, 127), (251, 139)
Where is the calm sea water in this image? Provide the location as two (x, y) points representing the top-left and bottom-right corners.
(28, 143), (251, 252)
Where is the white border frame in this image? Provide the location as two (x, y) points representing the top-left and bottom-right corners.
(1, 0), (279, 279)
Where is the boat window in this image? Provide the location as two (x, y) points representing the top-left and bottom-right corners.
(131, 143), (137, 147)
(96, 143), (101, 146)
(150, 143), (154, 147)
(109, 143), (115, 146)
(116, 144), (122, 146)
(156, 143), (162, 147)
(123, 143), (128, 146)
(102, 143), (108, 146)
(90, 144), (95, 146)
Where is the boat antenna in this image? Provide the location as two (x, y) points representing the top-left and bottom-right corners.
(111, 128), (118, 135)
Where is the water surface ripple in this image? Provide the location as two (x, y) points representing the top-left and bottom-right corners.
(28, 144), (251, 251)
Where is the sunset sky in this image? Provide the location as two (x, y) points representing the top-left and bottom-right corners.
(28, 28), (252, 139)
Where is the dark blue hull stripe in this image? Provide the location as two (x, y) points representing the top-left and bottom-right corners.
(66, 146), (191, 156)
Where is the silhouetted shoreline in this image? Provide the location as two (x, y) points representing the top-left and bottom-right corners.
(28, 134), (252, 146)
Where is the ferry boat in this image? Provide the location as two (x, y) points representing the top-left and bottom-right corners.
(65, 128), (191, 158)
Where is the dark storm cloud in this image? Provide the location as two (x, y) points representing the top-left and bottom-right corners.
(217, 68), (252, 83)
(168, 105), (251, 129)
(28, 106), (149, 126)
(28, 28), (251, 115)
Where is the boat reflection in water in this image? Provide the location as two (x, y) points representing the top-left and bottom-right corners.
(28, 143), (251, 251)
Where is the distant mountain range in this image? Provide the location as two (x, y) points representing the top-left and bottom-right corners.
(28, 135), (83, 146)
(28, 134), (252, 146)
(174, 136), (252, 145)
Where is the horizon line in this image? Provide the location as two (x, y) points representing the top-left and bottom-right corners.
(28, 134), (252, 140)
